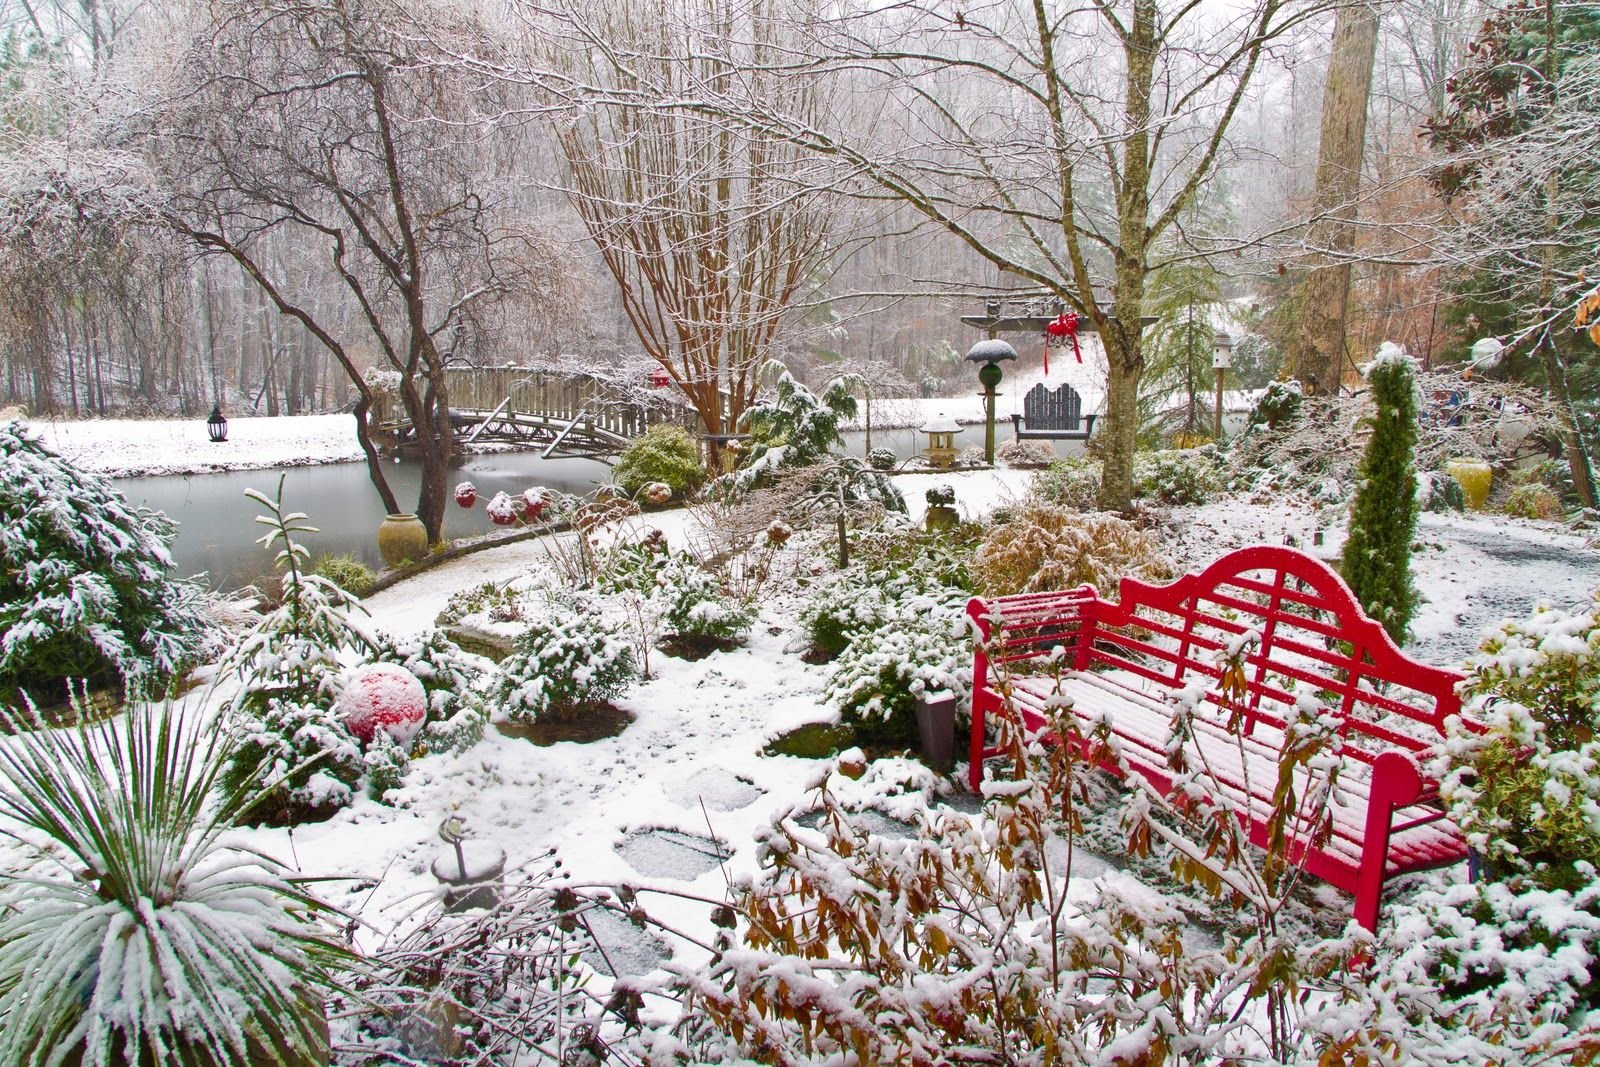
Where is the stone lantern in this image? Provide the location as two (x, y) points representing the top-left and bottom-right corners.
(920, 415), (961, 469)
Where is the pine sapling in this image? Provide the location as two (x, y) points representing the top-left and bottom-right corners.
(1343, 346), (1420, 643)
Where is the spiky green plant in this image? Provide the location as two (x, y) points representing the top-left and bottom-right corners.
(0, 699), (351, 1066)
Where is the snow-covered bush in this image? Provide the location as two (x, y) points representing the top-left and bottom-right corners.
(612, 424), (706, 500)
(1458, 593), (1600, 749)
(372, 628), (491, 755)
(867, 446), (898, 470)
(0, 420), (213, 708)
(659, 560), (755, 652)
(1418, 469), (1466, 512)
(1356, 879), (1600, 1051)
(972, 504), (1173, 597)
(1030, 454), (1103, 510)
(1436, 700), (1600, 894)
(823, 602), (969, 747)
(221, 484), (373, 825)
(435, 580), (525, 625)
(1504, 482), (1562, 520)
(490, 604), (637, 724)
(801, 578), (898, 663)
(1132, 446), (1221, 505)
(996, 436), (1055, 468)
(1246, 378), (1303, 431)
(0, 701), (346, 1067)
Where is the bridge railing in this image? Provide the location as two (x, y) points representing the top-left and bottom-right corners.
(368, 366), (703, 441)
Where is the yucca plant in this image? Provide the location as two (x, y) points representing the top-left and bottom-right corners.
(0, 698), (351, 1067)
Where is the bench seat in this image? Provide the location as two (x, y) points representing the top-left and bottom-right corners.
(967, 546), (1475, 930)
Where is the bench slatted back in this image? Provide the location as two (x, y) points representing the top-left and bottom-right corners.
(1091, 547), (1463, 761)
(971, 547), (1464, 765)
(1022, 383), (1085, 431)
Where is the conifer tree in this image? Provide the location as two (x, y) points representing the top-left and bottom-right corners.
(1343, 346), (1420, 643)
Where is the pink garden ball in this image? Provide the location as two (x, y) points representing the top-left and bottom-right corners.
(339, 663), (427, 746)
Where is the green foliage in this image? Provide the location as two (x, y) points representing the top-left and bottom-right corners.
(1504, 483), (1564, 520)
(612, 425), (706, 500)
(1139, 254), (1225, 441)
(801, 581), (896, 663)
(491, 603), (638, 724)
(312, 552), (376, 597)
(1227, 333), (1284, 391)
(924, 484), (955, 507)
(1030, 455), (1103, 511)
(852, 519), (984, 595)
(1342, 351), (1420, 643)
(1458, 593), (1600, 749)
(0, 701), (346, 1067)
(0, 420), (213, 707)
(714, 366), (857, 496)
(1439, 701), (1600, 894)
(1132, 447), (1222, 505)
(659, 560), (755, 648)
(363, 730), (410, 804)
(436, 580), (524, 626)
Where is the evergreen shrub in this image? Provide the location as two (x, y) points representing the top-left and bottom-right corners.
(612, 425), (706, 500)
(1342, 347), (1420, 643)
(867, 447), (897, 471)
(492, 606), (637, 724)
(823, 605), (969, 749)
(0, 421), (213, 708)
(659, 560), (755, 651)
(372, 628), (490, 754)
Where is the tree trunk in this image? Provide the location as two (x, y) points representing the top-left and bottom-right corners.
(1288, 2), (1382, 397)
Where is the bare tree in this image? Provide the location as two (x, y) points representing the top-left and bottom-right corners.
(528, 0), (844, 459)
(147, 0), (568, 543)
(580, 0), (1334, 509)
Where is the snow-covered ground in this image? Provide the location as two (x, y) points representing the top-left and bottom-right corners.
(7, 409), (1600, 1055)
(33, 413), (366, 477)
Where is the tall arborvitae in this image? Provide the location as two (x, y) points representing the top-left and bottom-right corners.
(1343, 346), (1420, 643)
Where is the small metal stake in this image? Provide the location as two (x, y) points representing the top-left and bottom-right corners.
(440, 816), (468, 880)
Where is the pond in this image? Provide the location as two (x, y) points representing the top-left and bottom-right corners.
(116, 426), (1084, 592)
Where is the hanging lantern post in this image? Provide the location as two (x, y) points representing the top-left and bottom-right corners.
(964, 339), (1018, 465)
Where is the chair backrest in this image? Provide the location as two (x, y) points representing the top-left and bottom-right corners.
(1085, 547), (1465, 763)
(1022, 383), (1084, 430)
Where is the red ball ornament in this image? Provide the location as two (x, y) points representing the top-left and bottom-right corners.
(521, 488), (545, 520)
(454, 481), (478, 508)
(339, 663), (427, 746)
(486, 491), (519, 526)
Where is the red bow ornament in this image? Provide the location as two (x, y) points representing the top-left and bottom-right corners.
(1044, 312), (1082, 376)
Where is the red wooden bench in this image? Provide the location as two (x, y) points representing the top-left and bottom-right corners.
(966, 545), (1472, 931)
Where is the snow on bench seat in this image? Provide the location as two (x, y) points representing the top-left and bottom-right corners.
(967, 545), (1474, 931)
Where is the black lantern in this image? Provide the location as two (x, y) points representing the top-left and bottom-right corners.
(206, 405), (228, 443)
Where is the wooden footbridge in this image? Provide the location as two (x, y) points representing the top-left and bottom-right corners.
(368, 366), (701, 460)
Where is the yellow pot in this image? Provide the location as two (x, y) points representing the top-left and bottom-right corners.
(1444, 458), (1493, 511)
(377, 512), (428, 566)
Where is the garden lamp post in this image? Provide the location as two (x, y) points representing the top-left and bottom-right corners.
(1212, 330), (1233, 442)
(965, 339), (1018, 465)
(206, 404), (228, 443)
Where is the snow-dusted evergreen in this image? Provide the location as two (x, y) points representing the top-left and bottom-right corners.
(0, 420), (213, 705)
(490, 594), (638, 723)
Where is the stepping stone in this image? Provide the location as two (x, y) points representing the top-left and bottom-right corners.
(794, 808), (917, 839)
(668, 767), (764, 812)
(616, 828), (732, 879)
(581, 906), (672, 978)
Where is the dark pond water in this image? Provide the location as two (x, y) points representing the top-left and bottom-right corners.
(116, 452), (611, 593)
(114, 426), (1084, 592)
